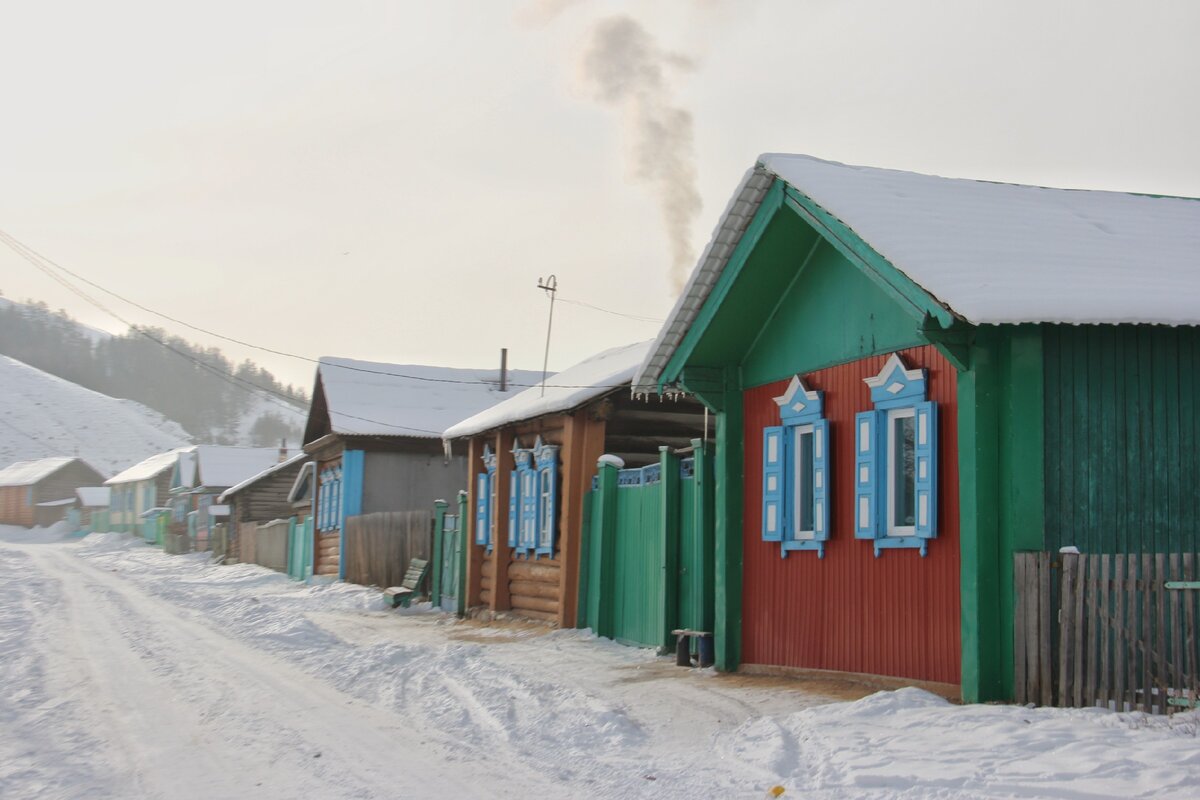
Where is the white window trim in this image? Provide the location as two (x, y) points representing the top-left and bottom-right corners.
(885, 406), (916, 538)
(790, 423), (815, 541)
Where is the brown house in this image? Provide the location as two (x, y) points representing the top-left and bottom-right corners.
(0, 457), (105, 527)
(443, 342), (708, 626)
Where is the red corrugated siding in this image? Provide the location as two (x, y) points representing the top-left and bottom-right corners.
(741, 345), (961, 684)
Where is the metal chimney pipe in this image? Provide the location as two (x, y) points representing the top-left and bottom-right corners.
(500, 348), (508, 392)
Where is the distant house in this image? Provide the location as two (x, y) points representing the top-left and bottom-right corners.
(633, 152), (1200, 705)
(0, 457), (105, 527)
(72, 486), (111, 533)
(105, 447), (195, 539)
(167, 446), (285, 551)
(443, 342), (709, 630)
(302, 357), (541, 581)
(218, 452), (310, 573)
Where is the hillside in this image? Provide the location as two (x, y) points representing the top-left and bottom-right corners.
(0, 296), (307, 446)
(0, 354), (193, 475)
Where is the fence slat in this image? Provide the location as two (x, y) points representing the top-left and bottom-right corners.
(1099, 554), (1111, 709)
(1154, 552), (1167, 712)
(1039, 552), (1053, 707)
(1114, 555), (1127, 711)
(1170, 553), (1182, 706)
(1072, 554), (1087, 707)
(1059, 554), (1076, 707)
(1185, 554), (1197, 706)
(344, 511), (433, 590)
(1141, 554), (1153, 712)
(1014, 554), (1029, 705)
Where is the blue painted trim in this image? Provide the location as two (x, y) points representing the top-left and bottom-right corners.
(338, 449), (365, 581)
(873, 536), (929, 558)
(782, 539), (826, 558)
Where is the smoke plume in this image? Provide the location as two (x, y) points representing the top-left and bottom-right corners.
(578, 15), (702, 292)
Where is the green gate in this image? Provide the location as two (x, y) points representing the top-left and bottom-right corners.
(581, 441), (713, 649)
(287, 515), (314, 581)
(432, 492), (469, 616)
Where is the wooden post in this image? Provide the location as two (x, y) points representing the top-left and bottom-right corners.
(491, 428), (515, 612)
(465, 437), (486, 610)
(1059, 552), (1077, 706)
(556, 411), (606, 628)
(456, 490), (469, 617)
(431, 499), (448, 608)
(659, 445), (681, 652)
(1099, 554), (1111, 709)
(1038, 552), (1052, 707)
(713, 387), (744, 673)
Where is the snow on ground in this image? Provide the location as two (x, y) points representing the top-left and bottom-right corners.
(0, 355), (192, 474)
(1, 526), (1197, 799)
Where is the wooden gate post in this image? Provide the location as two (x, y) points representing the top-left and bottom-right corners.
(456, 490), (469, 617)
(590, 456), (621, 640)
(431, 499), (448, 607)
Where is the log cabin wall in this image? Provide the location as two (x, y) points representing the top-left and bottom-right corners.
(602, 393), (710, 467)
(314, 452), (344, 578)
(0, 486), (32, 526)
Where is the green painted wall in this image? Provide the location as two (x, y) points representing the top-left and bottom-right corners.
(742, 237), (926, 387)
(1044, 324), (1200, 555)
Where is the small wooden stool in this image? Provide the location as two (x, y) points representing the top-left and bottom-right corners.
(671, 629), (714, 668)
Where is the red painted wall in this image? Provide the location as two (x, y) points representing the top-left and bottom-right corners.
(741, 345), (961, 685)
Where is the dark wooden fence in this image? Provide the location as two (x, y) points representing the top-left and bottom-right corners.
(1015, 552), (1199, 712)
(344, 511), (433, 590)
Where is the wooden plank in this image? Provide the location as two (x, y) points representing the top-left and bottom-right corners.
(1155, 552), (1168, 712)
(1058, 554), (1076, 707)
(1170, 553), (1183, 708)
(1141, 553), (1153, 712)
(1073, 553), (1087, 707)
(1013, 554), (1029, 706)
(1185, 554), (1197, 707)
(1039, 552), (1053, 707)
(1099, 554), (1111, 709)
(1085, 554), (1099, 707)
(1114, 555), (1127, 711)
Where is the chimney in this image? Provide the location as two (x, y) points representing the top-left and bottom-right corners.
(500, 348), (508, 392)
(278, 438), (288, 463)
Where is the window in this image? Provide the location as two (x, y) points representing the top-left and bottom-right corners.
(855, 353), (938, 557)
(762, 375), (830, 558)
(318, 465), (343, 533)
(501, 437), (559, 559)
(475, 445), (496, 550)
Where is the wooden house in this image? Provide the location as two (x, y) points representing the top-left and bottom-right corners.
(105, 447), (195, 538)
(302, 357), (541, 582)
(443, 342), (708, 628)
(633, 153), (1200, 704)
(0, 457), (105, 527)
(218, 452), (310, 575)
(72, 486), (111, 533)
(166, 446), (283, 551)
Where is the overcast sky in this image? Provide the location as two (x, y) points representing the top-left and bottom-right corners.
(2, 0), (1197, 390)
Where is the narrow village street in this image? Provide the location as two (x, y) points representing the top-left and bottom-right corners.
(3, 526), (1198, 800)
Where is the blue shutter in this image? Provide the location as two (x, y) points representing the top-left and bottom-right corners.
(521, 470), (538, 554)
(854, 411), (882, 539)
(475, 472), (490, 547)
(537, 466), (557, 556)
(914, 401), (938, 539)
(812, 418), (831, 541)
(762, 426), (785, 542)
(507, 471), (519, 548)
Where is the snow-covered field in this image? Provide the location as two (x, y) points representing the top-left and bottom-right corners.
(0, 355), (192, 474)
(1, 525), (1196, 799)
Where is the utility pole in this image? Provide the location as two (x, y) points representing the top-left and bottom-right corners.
(537, 275), (557, 396)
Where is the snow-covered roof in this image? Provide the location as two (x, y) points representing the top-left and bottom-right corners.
(36, 497), (76, 507)
(444, 342), (650, 439)
(635, 153), (1200, 393)
(219, 452), (309, 502)
(75, 486), (111, 507)
(314, 357), (544, 439)
(192, 446), (284, 490)
(105, 447), (196, 486)
(0, 456), (80, 487)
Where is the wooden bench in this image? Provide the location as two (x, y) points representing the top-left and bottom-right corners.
(671, 629), (714, 668)
(383, 557), (430, 608)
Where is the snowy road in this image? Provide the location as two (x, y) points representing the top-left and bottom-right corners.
(3, 528), (1199, 800)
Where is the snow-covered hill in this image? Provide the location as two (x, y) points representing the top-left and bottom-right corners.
(0, 355), (192, 476)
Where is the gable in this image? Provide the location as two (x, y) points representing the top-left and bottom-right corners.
(742, 232), (924, 387)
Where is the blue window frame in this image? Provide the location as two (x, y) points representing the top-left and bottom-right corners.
(477, 445), (497, 550)
(500, 437), (560, 560)
(762, 375), (831, 558)
(318, 465), (344, 533)
(855, 353), (939, 557)
(533, 437), (559, 558)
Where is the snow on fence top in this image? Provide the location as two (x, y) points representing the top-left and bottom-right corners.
(443, 341), (652, 440)
(0, 456), (82, 487)
(106, 447), (195, 486)
(316, 357), (544, 439)
(635, 153), (1200, 393)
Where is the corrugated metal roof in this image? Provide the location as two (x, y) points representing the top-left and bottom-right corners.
(0, 456), (80, 487)
(219, 452), (309, 502)
(106, 447), (195, 486)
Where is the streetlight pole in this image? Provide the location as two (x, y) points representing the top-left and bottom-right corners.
(536, 275), (557, 397)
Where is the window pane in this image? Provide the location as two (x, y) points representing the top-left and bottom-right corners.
(893, 415), (916, 527)
(794, 429), (814, 532)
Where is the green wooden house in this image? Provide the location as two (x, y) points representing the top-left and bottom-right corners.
(633, 153), (1200, 704)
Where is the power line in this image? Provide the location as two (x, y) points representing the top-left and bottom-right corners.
(0, 229), (658, 392)
(558, 297), (664, 323)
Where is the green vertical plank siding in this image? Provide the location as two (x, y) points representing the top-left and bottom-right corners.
(611, 482), (663, 647)
(1044, 325), (1200, 555)
(678, 474), (699, 631)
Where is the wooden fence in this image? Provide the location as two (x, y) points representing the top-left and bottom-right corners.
(1014, 552), (1199, 712)
(344, 511), (433, 590)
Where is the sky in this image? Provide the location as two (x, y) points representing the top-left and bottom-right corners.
(2, 0), (1198, 391)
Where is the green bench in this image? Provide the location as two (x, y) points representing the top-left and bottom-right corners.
(383, 557), (430, 608)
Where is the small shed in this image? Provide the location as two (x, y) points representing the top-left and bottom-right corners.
(443, 341), (709, 630)
(0, 457), (105, 527)
(74, 486), (111, 532)
(301, 357), (541, 583)
(634, 153), (1200, 704)
(105, 447), (195, 538)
